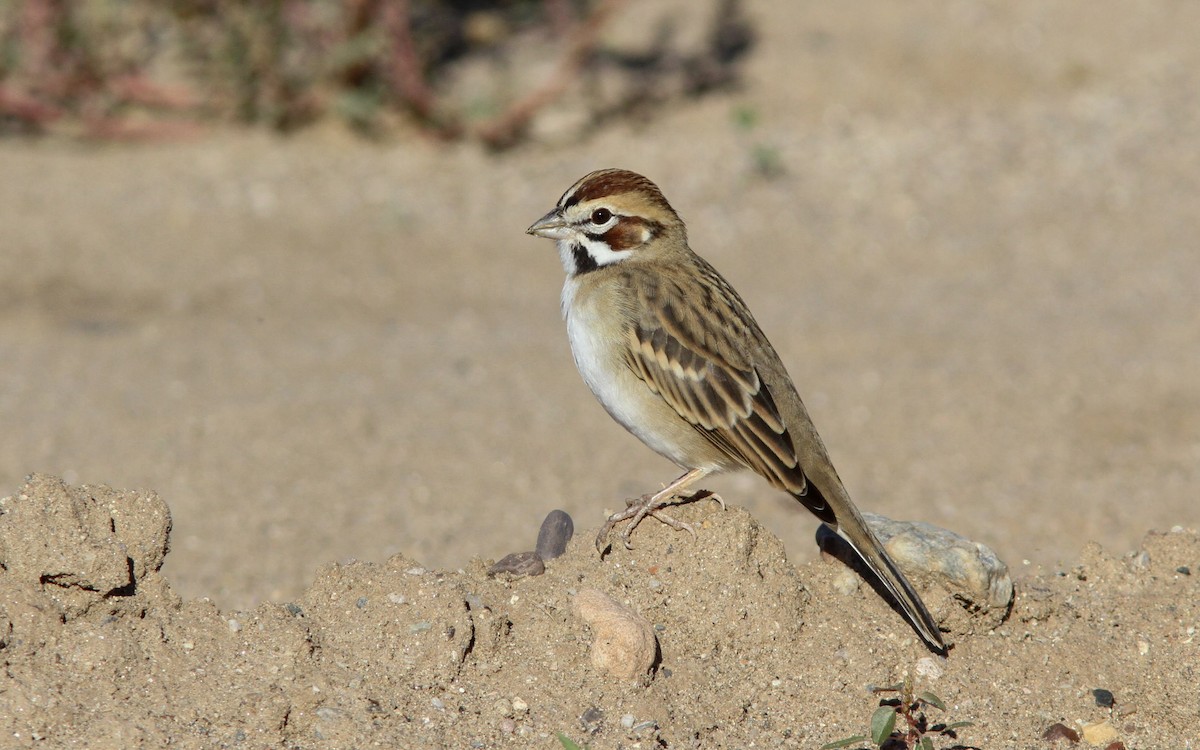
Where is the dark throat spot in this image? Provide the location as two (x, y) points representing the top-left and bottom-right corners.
(571, 244), (599, 275)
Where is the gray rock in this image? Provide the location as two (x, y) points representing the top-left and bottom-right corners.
(535, 509), (574, 560)
(487, 550), (545, 578)
(862, 512), (1014, 618)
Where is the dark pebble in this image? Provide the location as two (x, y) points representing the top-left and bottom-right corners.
(1104, 743), (1126, 750)
(1041, 722), (1080, 743)
(579, 706), (605, 732)
(536, 509), (574, 560)
(1176, 565), (1191, 575)
(487, 550), (545, 578)
(1092, 688), (1115, 708)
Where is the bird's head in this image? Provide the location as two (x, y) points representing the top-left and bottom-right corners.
(527, 169), (686, 275)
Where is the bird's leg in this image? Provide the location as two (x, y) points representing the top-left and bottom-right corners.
(595, 467), (721, 553)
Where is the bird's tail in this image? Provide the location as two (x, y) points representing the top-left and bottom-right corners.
(819, 492), (946, 652)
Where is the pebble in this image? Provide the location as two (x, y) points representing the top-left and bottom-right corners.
(535, 509), (574, 560)
(512, 697), (528, 713)
(1092, 688), (1115, 708)
(487, 551), (545, 578)
(862, 512), (1014, 612)
(579, 706), (604, 733)
(913, 656), (943, 681)
(1081, 719), (1118, 746)
(1041, 722), (1080, 743)
(573, 588), (657, 680)
(620, 714), (635, 729)
(431, 697), (445, 710)
(831, 567), (861, 595)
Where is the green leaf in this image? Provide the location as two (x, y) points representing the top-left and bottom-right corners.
(556, 733), (586, 750)
(871, 682), (906, 693)
(943, 720), (975, 730)
(732, 105), (759, 131)
(870, 706), (897, 745)
(819, 735), (868, 750)
(917, 736), (934, 750)
(917, 691), (946, 711)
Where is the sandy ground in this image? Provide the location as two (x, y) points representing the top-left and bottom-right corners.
(2, 1), (1199, 747)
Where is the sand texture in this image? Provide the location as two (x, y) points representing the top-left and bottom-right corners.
(2, 1), (1199, 746)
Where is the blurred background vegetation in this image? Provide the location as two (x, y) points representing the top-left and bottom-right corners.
(0, 0), (753, 146)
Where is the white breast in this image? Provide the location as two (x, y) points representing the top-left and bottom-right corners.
(562, 275), (696, 468)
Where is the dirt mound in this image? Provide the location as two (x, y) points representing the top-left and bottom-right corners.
(2, 474), (1195, 747)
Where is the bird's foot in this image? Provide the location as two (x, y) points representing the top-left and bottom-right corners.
(594, 488), (726, 554)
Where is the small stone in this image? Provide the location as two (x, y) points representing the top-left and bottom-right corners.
(1041, 722), (1080, 743)
(620, 714), (635, 729)
(861, 512), (1014, 623)
(1092, 688), (1115, 708)
(535, 509), (574, 560)
(488, 551), (545, 578)
(512, 697), (528, 713)
(831, 567), (861, 595)
(227, 618), (241, 633)
(431, 698), (445, 710)
(388, 593), (409, 605)
(579, 707), (604, 731)
(1104, 742), (1126, 750)
(1137, 640), (1149, 655)
(574, 588), (657, 680)
(1081, 720), (1118, 746)
(1176, 565), (1191, 575)
(498, 718), (516, 734)
(405, 567), (426, 576)
(913, 656), (943, 681)
(356, 597), (368, 609)
(491, 698), (511, 718)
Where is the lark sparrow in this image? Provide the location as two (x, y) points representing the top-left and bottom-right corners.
(527, 168), (944, 651)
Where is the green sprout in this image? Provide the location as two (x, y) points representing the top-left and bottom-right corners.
(821, 678), (974, 750)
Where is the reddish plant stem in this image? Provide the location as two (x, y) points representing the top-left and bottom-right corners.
(474, 0), (626, 148)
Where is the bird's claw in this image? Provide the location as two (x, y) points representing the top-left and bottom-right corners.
(595, 487), (725, 553)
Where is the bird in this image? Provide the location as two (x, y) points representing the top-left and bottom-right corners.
(526, 168), (945, 652)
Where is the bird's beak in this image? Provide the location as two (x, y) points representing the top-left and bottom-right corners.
(526, 208), (571, 240)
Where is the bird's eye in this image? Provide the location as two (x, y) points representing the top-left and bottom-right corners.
(590, 208), (613, 224)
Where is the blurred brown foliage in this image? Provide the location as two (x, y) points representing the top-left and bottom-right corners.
(0, 0), (752, 145)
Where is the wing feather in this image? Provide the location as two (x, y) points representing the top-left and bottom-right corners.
(624, 268), (808, 496)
